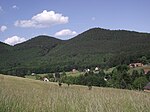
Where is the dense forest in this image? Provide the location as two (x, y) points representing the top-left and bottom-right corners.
(0, 28), (150, 76)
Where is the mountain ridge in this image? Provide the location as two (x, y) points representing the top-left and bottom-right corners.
(1, 28), (150, 46)
(0, 28), (150, 76)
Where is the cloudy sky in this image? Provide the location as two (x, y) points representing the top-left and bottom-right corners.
(0, 0), (150, 45)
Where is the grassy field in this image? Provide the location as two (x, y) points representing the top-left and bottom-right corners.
(0, 74), (150, 112)
(25, 71), (83, 80)
(65, 71), (84, 77)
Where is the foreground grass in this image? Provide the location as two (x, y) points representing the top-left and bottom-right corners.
(0, 74), (150, 112)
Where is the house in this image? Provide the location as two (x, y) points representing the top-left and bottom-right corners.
(72, 69), (77, 73)
(104, 77), (107, 81)
(95, 67), (99, 71)
(144, 82), (150, 92)
(129, 63), (143, 68)
(85, 69), (90, 73)
(31, 73), (35, 76)
(43, 77), (49, 82)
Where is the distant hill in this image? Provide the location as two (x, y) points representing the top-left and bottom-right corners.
(0, 42), (13, 70)
(0, 36), (63, 75)
(0, 28), (150, 76)
(0, 42), (12, 52)
(12, 35), (62, 61)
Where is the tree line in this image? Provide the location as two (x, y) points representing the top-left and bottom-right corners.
(34, 65), (150, 90)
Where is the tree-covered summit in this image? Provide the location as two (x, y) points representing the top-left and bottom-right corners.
(0, 28), (150, 76)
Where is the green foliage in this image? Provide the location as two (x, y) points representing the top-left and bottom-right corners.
(0, 28), (150, 76)
(62, 70), (106, 87)
(109, 65), (131, 89)
(146, 71), (150, 81)
(61, 71), (67, 77)
(61, 76), (73, 86)
(138, 56), (149, 64)
(35, 75), (42, 80)
(55, 72), (61, 79)
(47, 73), (54, 78)
(87, 82), (92, 90)
(133, 77), (149, 90)
(131, 70), (139, 82)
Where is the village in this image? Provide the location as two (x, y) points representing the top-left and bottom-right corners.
(26, 62), (150, 92)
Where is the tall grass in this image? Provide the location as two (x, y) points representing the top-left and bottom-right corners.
(0, 74), (150, 112)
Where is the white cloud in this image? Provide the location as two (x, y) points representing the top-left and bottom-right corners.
(4, 36), (26, 45)
(0, 25), (7, 32)
(54, 29), (77, 37)
(12, 5), (19, 9)
(0, 6), (3, 12)
(92, 17), (96, 21)
(14, 10), (69, 28)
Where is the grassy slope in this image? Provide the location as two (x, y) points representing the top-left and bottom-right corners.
(0, 74), (150, 112)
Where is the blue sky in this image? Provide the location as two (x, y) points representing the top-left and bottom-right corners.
(0, 0), (150, 45)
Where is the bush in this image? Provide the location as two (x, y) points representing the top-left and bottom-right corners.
(146, 71), (150, 81)
(35, 75), (42, 80)
(133, 77), (149, 90)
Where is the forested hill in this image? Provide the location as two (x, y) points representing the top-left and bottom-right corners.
(0, 42), (12, 52)
(0, 42), (13, 69)
(14, 35), (62, 50)
(50, 28), (150, 55)
(0, 28), (150, 76)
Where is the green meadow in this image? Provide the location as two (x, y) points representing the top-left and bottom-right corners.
(0, 74), (150, 112)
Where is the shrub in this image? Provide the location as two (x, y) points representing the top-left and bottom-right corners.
(133, 76), (149, 90)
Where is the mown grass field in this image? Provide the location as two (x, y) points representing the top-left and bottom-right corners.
(65, 71), (84, 77)
(0, 74), (150, 112)
(25, 71), (83, 79)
